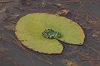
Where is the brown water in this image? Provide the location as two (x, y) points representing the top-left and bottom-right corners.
(0, 0), (100, 66)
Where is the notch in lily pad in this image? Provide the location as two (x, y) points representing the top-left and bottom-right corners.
(15, 13), (85, 54)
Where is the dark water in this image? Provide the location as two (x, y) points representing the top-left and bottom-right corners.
(0, 0), (100, 66)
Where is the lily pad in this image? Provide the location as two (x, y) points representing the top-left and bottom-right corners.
(15, 13), (85, 54)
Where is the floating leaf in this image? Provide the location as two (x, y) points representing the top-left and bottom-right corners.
(15, 13), (85, 54)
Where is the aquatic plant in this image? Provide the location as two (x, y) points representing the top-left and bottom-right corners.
(15, 13), (85, 54)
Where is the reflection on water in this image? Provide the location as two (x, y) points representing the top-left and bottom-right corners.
(0, 0), (100, 66)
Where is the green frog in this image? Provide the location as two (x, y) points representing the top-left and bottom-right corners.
(42, 29), (62, 39)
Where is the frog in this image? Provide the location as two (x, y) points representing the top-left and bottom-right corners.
(42, 29), (62, 39)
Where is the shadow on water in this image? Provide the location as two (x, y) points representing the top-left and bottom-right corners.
(0, 0), (100, 66)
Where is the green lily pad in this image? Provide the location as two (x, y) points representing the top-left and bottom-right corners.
(15, 13), (85, 54)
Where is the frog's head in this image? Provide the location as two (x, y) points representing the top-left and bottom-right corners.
(42, 29), (62, 39)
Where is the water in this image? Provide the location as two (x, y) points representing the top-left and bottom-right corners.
(0, 0), (100, 66)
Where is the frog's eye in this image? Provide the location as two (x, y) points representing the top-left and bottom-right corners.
(42, 29), (62, 39)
